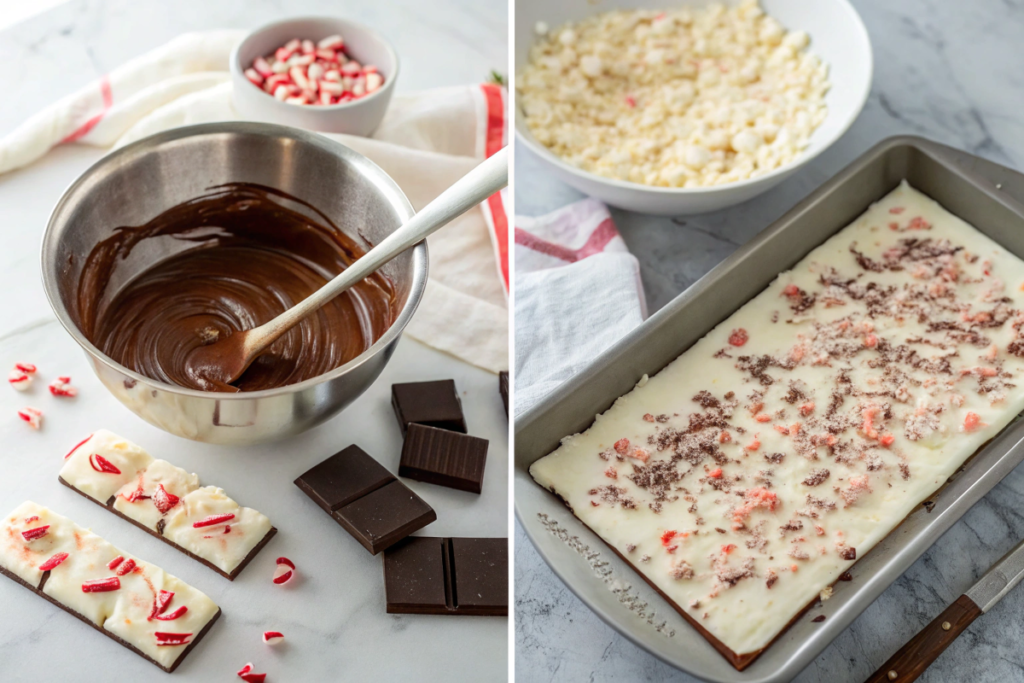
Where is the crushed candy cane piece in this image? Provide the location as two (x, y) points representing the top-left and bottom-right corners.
(149, 590), (175, 620)
(115, 558), (137, 576)
(192, 513), (235, 528)
(48, 376), (77, 397)
(82, 577), (120, 593)
(17, 407), (42, 429)
(273, 557), (296, 585)
(155, 632), (192, 647)
(89, 453), (121, 474)
(263, 631), (285, 645)
(728, 328), (748, 346)
(152, 484), (180, 514)
(108, 556), (124, 570)
(8, 369), (32, 391)
(39, 552), (69, 571)
(237, 662), (267, 682)
(22, 526), (50, 541)
(15, 363), (37, 374)
(154, 605), (188, 621)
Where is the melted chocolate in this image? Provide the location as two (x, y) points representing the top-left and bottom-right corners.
(76, 183), (397, 392)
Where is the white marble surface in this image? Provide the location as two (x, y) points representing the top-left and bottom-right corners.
(515, 0), (1024, 681)
(0, 1), (508, 681)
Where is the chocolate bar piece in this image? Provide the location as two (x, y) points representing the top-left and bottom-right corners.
(384, 536), (507, 616)
(400, 423), (488, 494)
(58, 430), (276, 580)
(499, 371), (509, 417)
(0, 501), (221, 673)
(295, 445), (436, 554)
(391, 380), (467, 436)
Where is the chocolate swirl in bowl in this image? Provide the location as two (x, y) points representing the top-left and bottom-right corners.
(76, 183), (397, 392)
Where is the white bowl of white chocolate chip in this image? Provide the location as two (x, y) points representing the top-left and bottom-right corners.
(514, 0), (872, 215)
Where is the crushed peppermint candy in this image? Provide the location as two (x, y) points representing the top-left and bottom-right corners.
(17, 407), (42, 430)
(247, 34), (385, 107)
(48, 376), (77, 397)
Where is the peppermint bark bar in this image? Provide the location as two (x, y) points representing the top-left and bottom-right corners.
(58, 429), (276, 579)
(0, 501), (220, 672)
(530, 182), (1024, 669)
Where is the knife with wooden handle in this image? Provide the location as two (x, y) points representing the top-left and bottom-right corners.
(866, 539), (1024, 682)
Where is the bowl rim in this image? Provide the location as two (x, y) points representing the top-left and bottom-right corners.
(513, 0), (874, 196)
(40, 121), (426, 400)
(229, 15), (400, 112)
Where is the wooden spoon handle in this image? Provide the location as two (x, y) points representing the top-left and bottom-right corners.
(865, 594), (981, 683)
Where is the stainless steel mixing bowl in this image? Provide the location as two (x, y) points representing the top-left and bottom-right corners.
(41, 121), (425, 445)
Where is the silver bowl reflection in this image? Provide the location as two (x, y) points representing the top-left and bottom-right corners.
(41, 122), (424, 445)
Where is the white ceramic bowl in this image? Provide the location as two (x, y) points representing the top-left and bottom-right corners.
(514, 0), (873, 215)
(231, 16), (399, 136)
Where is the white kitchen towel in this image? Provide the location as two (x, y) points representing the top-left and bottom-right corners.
(0, 31), (508, 373)
(514, 199), (647, 414)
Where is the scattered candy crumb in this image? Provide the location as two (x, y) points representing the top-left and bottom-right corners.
(17, 407), (42, 430)
(263, 630), (285, 645)
(48, 376), (77, 397)
(273, 557), (296, 585)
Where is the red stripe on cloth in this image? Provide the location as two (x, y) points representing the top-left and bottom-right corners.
(62, 76), (113, 143)
(480, 82), (508, 290)
(514, 217), (619, 264)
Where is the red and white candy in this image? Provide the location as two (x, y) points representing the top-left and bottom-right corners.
(262, 630), (284, 645)
(246, 33), (384, 107)
(272, 556), (295, 585)
(8, 371), (30, 390)
(9, 366), (33, 391)
(17, 407), (42, 430)
(237, 663), (267, 683)
(49, 376), (77, 397)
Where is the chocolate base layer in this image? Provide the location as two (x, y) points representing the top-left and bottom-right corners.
(58, 476), (276, 581)
(0, 563), (221, 673)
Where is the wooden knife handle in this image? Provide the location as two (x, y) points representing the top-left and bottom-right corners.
(865, 594), (981, 683)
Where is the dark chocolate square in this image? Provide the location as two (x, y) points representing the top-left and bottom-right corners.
(296, 446), (436, 555)
(383, 536), (508, 616)
(399, 424), (488, 494)
(499, 371), (509, 417)
(392, 380), (467, 436)
(333, 480), (436, 555)
(294, 445), (393, 513)
(383, 537), (448, 614)
(450, 538), (508, 615)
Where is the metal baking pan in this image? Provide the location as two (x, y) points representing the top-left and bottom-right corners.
(515, 136), (1024, 683)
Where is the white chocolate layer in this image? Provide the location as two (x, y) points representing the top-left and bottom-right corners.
(162, 486), (273, 574)
(0, 502), (79, 587)
(104, 565), (219, 668)
(60, 430), (153, 504)
(60, 430), (272, 575)
(0, 502), (219, 668)
(531, 183), (1024, 657)
(112, 459), (200, 530)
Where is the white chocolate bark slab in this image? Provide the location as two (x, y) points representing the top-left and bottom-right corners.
(0, 502), (79, 587)
(60, 430), (153, 504)
(60, 431), (273, 576)
(0, 501), (219, 669)
(163, 486), (273, 574)
(531, 182), (1024, 658)
(112, 458), (200, 530)
(104, 565), (219, 668)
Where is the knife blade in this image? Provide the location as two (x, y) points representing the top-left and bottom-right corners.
(866, 538), (1024, 682)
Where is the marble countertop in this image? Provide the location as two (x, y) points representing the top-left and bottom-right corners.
(0, 1), (508, 682)
(514, 0), (1024, 681)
